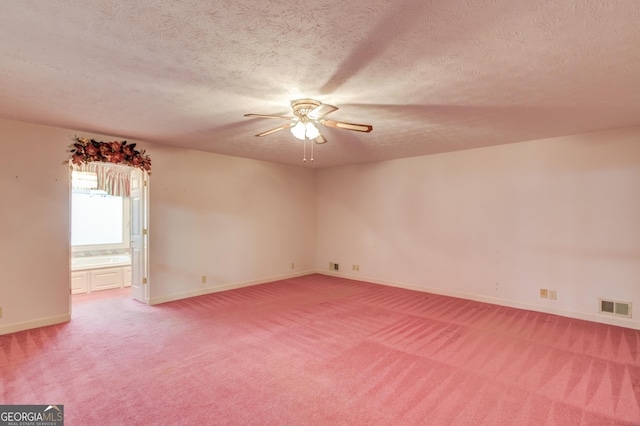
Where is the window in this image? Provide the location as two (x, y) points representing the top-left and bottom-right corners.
(71, 169), (130, 251)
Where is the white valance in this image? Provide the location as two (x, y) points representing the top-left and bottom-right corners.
(72, 163), (131, 197)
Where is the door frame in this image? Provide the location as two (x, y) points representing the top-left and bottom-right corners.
(68, 162), (150, 311)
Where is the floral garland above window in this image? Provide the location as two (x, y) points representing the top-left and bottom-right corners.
(70, 137), (151, 173)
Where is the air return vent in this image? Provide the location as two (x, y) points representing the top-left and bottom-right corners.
(599, 299), (632, 318)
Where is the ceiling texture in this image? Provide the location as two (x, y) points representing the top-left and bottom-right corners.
(1, 0), (639, 168)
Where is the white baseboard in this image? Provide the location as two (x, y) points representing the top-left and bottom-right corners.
(0, 314), (71, 336)
(6, 271), (633, 335)
(148, 270), (315, 305)
(320, 271), (640, 330)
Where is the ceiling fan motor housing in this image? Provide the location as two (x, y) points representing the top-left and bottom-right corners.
(291, 99), (322, 122)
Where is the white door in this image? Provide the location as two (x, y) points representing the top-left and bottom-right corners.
(130, 169), (149, 303)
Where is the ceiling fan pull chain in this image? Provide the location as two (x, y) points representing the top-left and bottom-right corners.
(303, 138), (307, 162)
(311, 138), (314, 162)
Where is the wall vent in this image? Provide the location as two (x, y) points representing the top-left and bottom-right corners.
(599, 299), (632, 318)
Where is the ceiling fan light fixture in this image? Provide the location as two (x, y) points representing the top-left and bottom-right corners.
(305, 122), (320, 139)
(290, 121), (320, 140)
(291, 121), (306, 140)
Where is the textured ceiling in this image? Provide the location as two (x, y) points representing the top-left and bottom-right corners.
(1, 1), (639, 168)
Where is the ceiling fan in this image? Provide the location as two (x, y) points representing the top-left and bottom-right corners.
(244, 99), (373, 162)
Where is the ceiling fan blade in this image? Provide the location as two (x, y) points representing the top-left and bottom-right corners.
(255, 122), (295, 137)
(321, 119), (373, 133)
(308, 103), (338, 119)
(244, 113), (294, 120)
(314, 133), (327, 144)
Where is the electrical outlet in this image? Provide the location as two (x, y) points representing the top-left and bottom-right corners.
(352, 265), (360, 271)
(549, 290), (557, 300)
(329, 262), (340, 271)
(540, 289), (548, 299)
(201, 275), (207, 284)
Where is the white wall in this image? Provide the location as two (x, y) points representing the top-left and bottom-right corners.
(316, 127), (640, 329)
(2, 116), (638, 333)
(147, 144), (316, 304)
(0, 119), (72, 333)
(0, 118), (316, 334)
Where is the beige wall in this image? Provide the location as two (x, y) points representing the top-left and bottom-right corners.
(316, 127), (640, 329)
(0, 118), (316, 334)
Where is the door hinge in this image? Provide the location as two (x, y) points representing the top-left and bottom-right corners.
(143, 278), (148, 285)
(143, 229), (148, 235)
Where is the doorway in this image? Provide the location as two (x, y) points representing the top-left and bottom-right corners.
(69, 162), (149, 307)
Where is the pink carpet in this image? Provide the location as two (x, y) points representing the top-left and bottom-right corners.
(2, 274), (639, 425)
